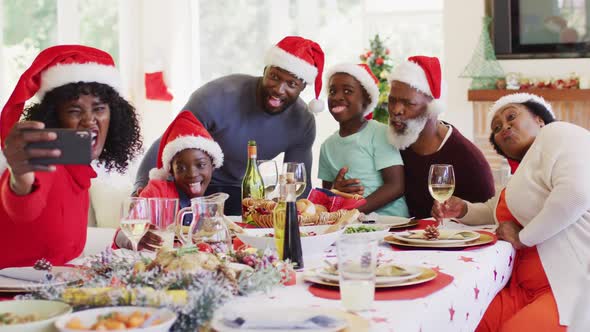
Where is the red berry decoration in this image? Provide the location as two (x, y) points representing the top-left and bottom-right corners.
(197, 242), (213, 253)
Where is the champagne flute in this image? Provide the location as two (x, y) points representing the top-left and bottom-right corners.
(256, 160), (278, 198)
(120, 197), (151, 253)
(283, 162), (306, 197)
(428, 164), (455, 227)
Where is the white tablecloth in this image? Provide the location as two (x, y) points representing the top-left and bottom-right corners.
(229, 225), (515, 332)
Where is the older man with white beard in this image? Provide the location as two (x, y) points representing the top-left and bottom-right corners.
(386, 55), (495, 218)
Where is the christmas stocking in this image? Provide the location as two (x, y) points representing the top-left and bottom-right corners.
(145, 71), (173, 101)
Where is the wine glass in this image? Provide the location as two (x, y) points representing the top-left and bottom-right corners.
(120, 197), (151, 253)
(257, 159), (278, 199)
(428, 164), (455, 227)
(283, 162), (306, 197)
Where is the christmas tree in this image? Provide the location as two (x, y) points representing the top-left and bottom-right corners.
(460, 17), (504, 89)
(360, 34), (393, 124)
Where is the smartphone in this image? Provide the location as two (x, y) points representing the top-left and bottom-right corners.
(25, 128), (92, 165)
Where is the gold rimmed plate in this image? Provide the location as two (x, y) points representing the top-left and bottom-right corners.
(303, 267), (437, 288)
(384, 232), (495, 249)
(0, 266), (82, 293)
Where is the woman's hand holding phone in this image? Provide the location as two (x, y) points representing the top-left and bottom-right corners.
(3, 121), (60, 195)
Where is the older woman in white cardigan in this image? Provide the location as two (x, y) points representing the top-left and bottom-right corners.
(432, 93), (590, 332)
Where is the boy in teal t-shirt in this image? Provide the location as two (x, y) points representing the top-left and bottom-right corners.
(318, 64), (409, 217)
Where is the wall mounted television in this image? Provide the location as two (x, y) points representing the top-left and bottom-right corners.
(492, 0), (590, 59)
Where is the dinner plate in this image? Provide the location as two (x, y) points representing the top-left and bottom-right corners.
(387, 219), (419, 230)
(0, 267), (81, 293)
(384, 232), (495, 249)
(389, 229), (480, 245)
(316, 264), (423, 285)
(210, 306), (349, 332)
(304, 267), (437, 288)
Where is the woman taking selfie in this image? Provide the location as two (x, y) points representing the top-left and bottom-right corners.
(432, 93), (590, 331)
(0, 45), (142, 268)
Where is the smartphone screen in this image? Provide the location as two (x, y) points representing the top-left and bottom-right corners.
(25, 129), (92, 165)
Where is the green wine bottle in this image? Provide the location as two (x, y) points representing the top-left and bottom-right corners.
(241, 140), (265, 223)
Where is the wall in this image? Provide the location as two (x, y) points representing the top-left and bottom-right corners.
(443, 0), (590, 141)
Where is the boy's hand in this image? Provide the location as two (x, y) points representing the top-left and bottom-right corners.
(332, 167), (364, 195)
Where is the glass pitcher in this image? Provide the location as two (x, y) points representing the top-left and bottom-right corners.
(175, 193), (232, 253)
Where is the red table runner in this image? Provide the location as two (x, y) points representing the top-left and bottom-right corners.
(308, 271), (454, 301)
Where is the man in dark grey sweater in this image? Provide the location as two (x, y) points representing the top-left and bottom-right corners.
(135, 36), (325, 215)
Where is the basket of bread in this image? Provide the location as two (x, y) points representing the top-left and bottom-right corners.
(242, 197), (350, 228)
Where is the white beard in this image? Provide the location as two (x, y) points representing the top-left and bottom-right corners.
(387, 115), (429, 150)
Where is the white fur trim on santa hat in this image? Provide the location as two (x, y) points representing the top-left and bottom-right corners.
(264, 46), (317, 84)
(325, 64), (380, 116)
(389, 60), (433, 98)
(488, 93), (555, 119)
(37, 63), (123, 100)
(149, 135), (224, 180)
(0, 150), (7, 176)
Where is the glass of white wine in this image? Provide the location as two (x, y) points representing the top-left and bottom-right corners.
(428, 164), (455, 227)
(256, 159), (278, 199)
(120, 197), (151, 253)
(283, 162), (306, 197)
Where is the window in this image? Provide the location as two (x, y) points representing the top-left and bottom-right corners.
(0, 0), (119, 105)
(1, 0), (57, 104)
(78, 0), (119, 64)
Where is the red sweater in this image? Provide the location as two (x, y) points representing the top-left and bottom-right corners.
(139, 179), (180, 199)
(401, 125), (495, 219)
(0, 165), (96, 268)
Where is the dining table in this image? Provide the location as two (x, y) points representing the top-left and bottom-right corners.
(0, 220), (515, 332)
(225, 220), (515, 332)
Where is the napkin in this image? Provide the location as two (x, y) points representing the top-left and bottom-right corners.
(221, 310), (345, 330)
(406, 230), (475, 240)
(0, 267), (48, 282)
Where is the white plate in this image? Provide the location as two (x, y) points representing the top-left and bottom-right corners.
(210, 305), (347, 332)
(316, 264), (423, 285)
(236, 225), (344, 257)
(0, 267), (81, 292)
(54, 306), (177, 332)
(0, 300), (72, 332)
(390, 229), (480, 244)
(375, 215), (414, 227)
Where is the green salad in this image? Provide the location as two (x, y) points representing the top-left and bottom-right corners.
(344, 225), (379, 234)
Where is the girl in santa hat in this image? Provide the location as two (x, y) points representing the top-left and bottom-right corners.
(0, 45), (142, 268)
(432, 93), (590, 331)
(318, 63), (409, 217)
(114, 110), (224, 251)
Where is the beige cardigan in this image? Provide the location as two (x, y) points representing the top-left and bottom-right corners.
(460, 122), (590, 326)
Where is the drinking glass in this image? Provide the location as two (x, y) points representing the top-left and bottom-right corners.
(120, 197), (150, 253)
(337, 235), (377, 312)
(428, 164), (455, 227)
(257, 160), (278, 199)
(282, 162), (306, 197)
(148, 198), (179, 248)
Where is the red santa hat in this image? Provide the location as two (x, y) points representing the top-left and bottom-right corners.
(264, 36), (325, 113)
(0, 45), (122, 144)
(149, 110), (224, 180)
(388, 55), (446, 114)
(325, 63), (380, 117)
